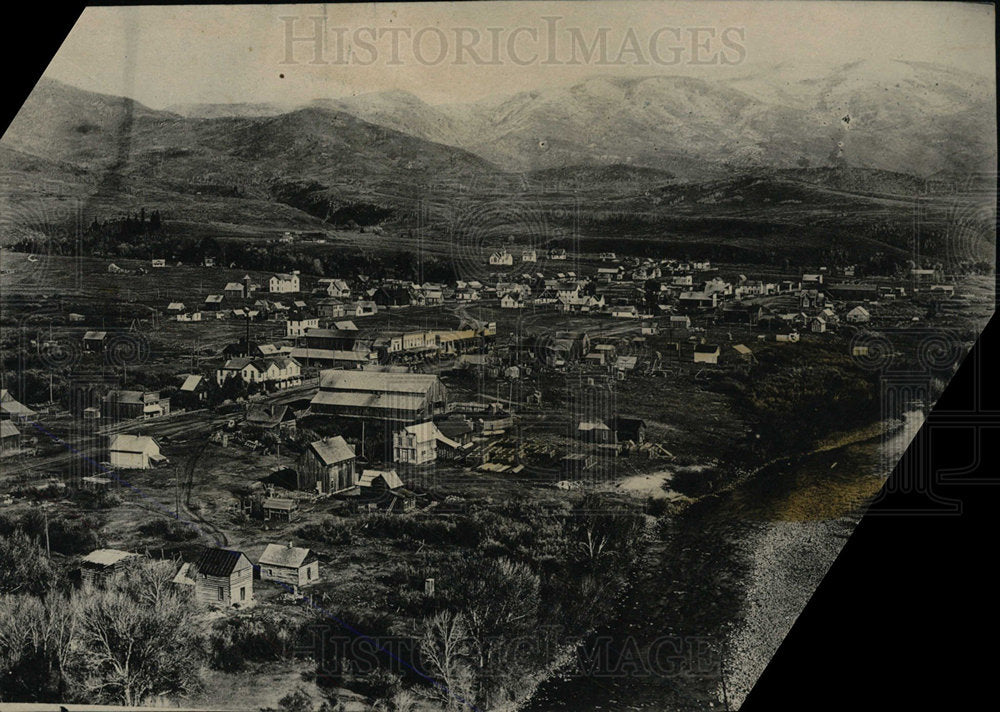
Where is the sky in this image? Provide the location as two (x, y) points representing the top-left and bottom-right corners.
(42, 1), (996, 108)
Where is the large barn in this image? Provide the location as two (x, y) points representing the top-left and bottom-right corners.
(309, 370), (447, 423)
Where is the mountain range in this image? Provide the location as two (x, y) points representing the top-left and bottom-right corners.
(0, 62), (995, 263)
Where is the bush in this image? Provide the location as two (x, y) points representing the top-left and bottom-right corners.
(138, 518), (199, 542)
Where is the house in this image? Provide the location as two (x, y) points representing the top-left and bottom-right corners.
(393, 421), (440, 465)
(82, 331), (107, 351)
(489, 249), (513, 266)
(166, 302), (186, 312)
(80, 549), (141, 587)
(103, 390), (170, 420)
(612, 416), (646, 444)
(846, 306), (871, 323)
(810, 316), (828, 333)
(549, 248), (567, 260)
(577, 421), (616, 445)
(262, 498), (297, 522)
(521, 249), (537, 263)
(178, 374), (206, 403)
(0, 421), (23, 455)
(204, 294), (224, 311)
(669, 315), (691, 329)
(224, 282), (246, 299)
(0, 389), (36, 421)
(269, 273), (300, 293)
(258, 543), (319, 593)
(321, 279), (351, 299)
(353, 301), (378, 318)
(297, 436), (357, 493)
(310, 370), (447, 423)
(500, 293), (524, 309)
(611, 305), (639, 319)
(286, 314), (320, 337)
(216, 356), (302, 390)
(245, 404), (297, 436)
(189, 547), (254, 608)
(357, 469), (416, 512)
(108, 434), (165, 470)
(693, 344), (721, 365)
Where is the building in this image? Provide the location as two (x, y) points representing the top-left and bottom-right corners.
(215, 356), (302, 390)
(82, 331), (107, 351)
(80, 549), (140, 587)
(103, 390), (170, 420)
(489, 250), (513, 266)
(846, 306), (871, 323)
(693, 344), (721, 365)
(613, 416), (646, 444)
(204, 294), (224, 311)
(108, 434), (165, 470)
(521, 249), (537, 263)
(286, 314), (320, 337)
(258, 543), (319, 593)
(393, 421), (440, 465)
(810, 316), (828, 333)
(245, 404), (297, 436)
(0, 389), (35, 421)
(549, 248), (567, 260)
(500, 293), (524, 309)
(262, 498), (297, 522)
(310, 370), (447, 423)
(224, 282), (246, 299)
(296, 436), (357, 493)
(358, 469), (416, 512)
(269, 273), (300, 293)
(321, 279), (351, 299)
(189, 547), (254, 608)
(577, 420), (616, 445)
(0, 420), (22, 455)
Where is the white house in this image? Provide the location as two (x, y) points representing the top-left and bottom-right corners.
(109, 434), (165, 470)
(521, 249), (537, 263)
(489, 250), (513, 266)
(846, 306), (871, 323)
(325, 279), (351, 299)
(269, 273), (300, 293)
(393, 421), (439, 464)
(286, 316), (320, 337)
(500, 293), (525, 309)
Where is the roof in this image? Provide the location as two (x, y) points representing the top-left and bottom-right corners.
(0, 421), (21, 438)
(399, 420), (440, 440)
(0, 389), (36, 418)
(318, 370), (441, 395)
(694, 344), (720, 354)
(109, 434), (158, 453)
(224, 282), (244, 291)
(180, 375), (203, 392)
(733, 344), (753, 355)
(310, 390), (427, 414)
(359, 469), (405, 489)
(259, 543), (314, 569)
(83, 331), (107, 340)
(309, 436), (356, 465)
(205, 294), (224, 303)
(263, 498), (296, 511)
(81, 549), (138, 568)
(194, 547), (250, 577)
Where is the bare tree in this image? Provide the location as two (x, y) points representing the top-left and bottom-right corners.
(418, 611), (475, 710)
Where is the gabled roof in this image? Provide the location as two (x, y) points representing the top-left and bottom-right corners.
(81, 548), (138, 568)
(259, 543), (314, 569)
(179, 375), (203, 392)
(309, 436), (355, 465)
(359, 469), (404, 489)
(83, 331), (107, 340)
(0, 389), (36, 418)
(0, 421), (20, 438)
(194, 547), (250, 577)
(318, 370), (441, 394)
(109, 434), (158, 453)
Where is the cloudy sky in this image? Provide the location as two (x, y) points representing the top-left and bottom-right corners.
(42, 1), (995, 108)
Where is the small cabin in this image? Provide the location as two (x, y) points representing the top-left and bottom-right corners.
(190, 547), (254, 608)
(258, 543), (319, 593)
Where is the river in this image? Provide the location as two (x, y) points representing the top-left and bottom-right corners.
(523, 411), (924, 711)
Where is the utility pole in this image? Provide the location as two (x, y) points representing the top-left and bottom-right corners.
(43, 507), (50, 558)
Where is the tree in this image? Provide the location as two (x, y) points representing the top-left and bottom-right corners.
(70, 563), (202, 705)
(417, 611), (474, 710)
(0, 529), (61, 596)
(0, 594), (77, 701)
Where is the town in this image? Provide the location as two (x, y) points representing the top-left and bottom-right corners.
(1, 236), (989, 710)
